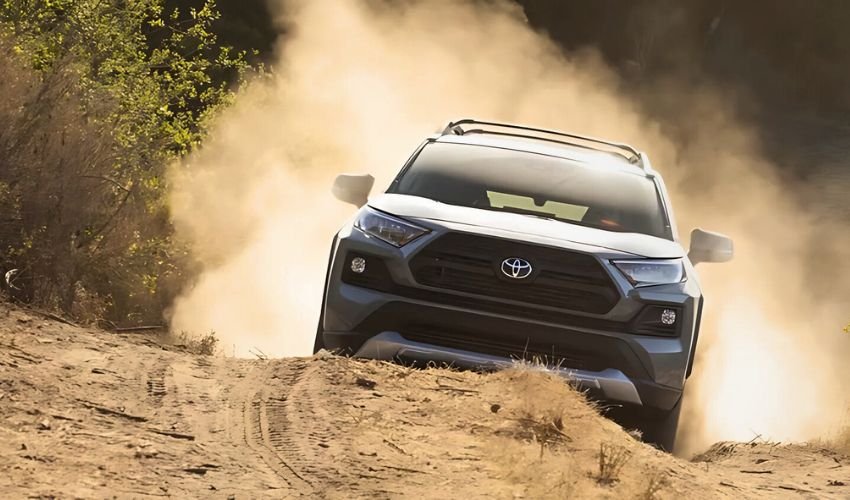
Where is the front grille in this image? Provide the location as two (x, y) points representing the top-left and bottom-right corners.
(400, 326), (606, 372)
(353, 302), (653, 379)
(409, 233), (619, 314)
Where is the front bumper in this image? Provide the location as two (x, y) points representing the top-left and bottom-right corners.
(356, 331), (644, 405)
(321, 222), (700, 411)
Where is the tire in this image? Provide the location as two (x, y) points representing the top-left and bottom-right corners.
(638, 395), (683, 453)
(313, 236), (338, 355)
(312, 319), (326, 354)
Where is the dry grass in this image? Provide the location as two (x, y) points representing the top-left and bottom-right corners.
(162, 330), (220, 356)
(836, 430), (850, 455)
(638, 470), (670, 500)
(496, 365), (588, 456)
(815, 426), (850, 457)
(807, 411), (850, 457)
(486, 365), (669, 497)
(484, 367), (593, 496)
(517, 409), (571, 459)
(494, 440), (581, 498)
(512, 391), (573, 458)
(597, 441), (632, 485)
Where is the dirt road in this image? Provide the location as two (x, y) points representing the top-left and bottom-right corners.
(1, 303), (848, 499)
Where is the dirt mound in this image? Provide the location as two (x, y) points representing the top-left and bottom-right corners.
(1, 303), (848, 498)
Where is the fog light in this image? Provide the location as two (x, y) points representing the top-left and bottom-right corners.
(350, 257), (367, 274)
(661, 309), (677, 325)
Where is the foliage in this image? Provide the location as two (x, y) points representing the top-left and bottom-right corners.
(3, 0), (249, 156)
(166, 329), (219, 356)
(0, 0), (252, 324)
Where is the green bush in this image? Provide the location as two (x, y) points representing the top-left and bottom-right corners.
(0, 0), (252, 325)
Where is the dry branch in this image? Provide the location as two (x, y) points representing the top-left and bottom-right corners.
(115, 325), (164, 333)
(77, 399), (148, 422)
(148, 429), (195, 441)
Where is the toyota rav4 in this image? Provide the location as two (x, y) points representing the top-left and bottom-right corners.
(315, 119), (733, 451)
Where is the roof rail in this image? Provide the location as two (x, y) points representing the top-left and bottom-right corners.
(441, 118), (644, 167)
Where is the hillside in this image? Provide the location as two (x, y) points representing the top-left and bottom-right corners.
(1, 303), (848, 499)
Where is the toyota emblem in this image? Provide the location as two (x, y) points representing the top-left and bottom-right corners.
(501, 257), (533, 279)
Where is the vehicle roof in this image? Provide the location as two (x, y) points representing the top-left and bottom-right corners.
(434, 133), (652, 177)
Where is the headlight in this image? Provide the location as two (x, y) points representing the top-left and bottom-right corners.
(354, 207), (429, 247)
(612, 259), (685, 287)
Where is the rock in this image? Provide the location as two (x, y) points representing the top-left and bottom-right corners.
(355, 377), (377, 389)
(38, 419), (51, 430)
(134, 446), (159, 459)
(490, 403), (501, 414)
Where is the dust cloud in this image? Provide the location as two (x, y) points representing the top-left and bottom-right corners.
(167, 0), (850, 453)
(659, 90), (850, 454)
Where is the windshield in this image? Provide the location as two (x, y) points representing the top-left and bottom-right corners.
(389, 142), (671, 239)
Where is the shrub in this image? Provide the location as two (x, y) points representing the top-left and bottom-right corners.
(0, 0), (251, 325)
(597, 442), (631, 485)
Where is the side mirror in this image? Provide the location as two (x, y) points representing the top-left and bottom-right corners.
(331, 174), (374, 208)
(688, 228), (734, 265)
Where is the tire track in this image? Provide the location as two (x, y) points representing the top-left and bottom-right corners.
(145, 362), (169, 404)
(230, 358), (421, 494)
(236, 360), (314, 494)
(265, 361), (349, 486)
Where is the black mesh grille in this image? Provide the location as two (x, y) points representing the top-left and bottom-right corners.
(352, 302), (653, 379)
(400, 326), (606, 372)
(409, 233), (619, 314)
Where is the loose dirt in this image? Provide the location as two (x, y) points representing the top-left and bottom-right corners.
(1, 303), (848, 499)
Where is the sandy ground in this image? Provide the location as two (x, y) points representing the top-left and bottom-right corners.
(1, 303), (849, 499)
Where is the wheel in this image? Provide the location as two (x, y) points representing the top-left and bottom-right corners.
(638, 395), (683, 453)
(313, 236), (338, 355)
(312, 318), (326, 354)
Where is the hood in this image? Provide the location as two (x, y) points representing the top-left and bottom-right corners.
(368, 194), (684, 258)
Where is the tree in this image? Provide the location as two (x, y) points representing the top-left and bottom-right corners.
(0, 0), (251, 324)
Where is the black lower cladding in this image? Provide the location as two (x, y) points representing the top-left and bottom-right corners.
(346, 301), (653, 380)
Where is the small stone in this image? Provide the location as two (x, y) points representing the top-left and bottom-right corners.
(38, 419), (51, 430)
(134, 447), (159, 459)
(355, 377), (377, 389)
(490, 404), (501, 414)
